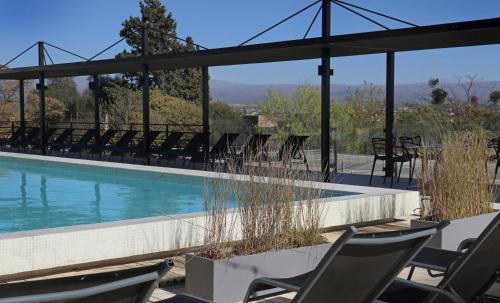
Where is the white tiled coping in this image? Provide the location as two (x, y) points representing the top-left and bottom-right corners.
(0, 152), (419, 278)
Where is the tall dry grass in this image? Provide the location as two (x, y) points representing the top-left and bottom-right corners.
(200, 150), (325, 259)
(418, 130), (495, 221)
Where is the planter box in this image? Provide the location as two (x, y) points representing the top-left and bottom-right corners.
(411, 211), (497, 251)
(185, 243), (331, 303)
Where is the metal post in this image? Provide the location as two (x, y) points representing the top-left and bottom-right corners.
(19, 80), (25, 129)
(202, 66), (210, 161)
(385, 51), (395, 177)
(37, 41), (46, 155)
(320, 0), (332, 182)
(90, 75), (101, 142)
(142, 16), (151, 164)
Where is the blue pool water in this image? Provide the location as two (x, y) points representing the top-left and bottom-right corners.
(0, 156), (354, 233)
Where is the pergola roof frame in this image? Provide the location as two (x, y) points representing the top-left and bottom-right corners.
(1, 17), (499, 80)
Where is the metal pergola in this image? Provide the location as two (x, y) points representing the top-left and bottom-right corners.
(1, 0), (499, 182)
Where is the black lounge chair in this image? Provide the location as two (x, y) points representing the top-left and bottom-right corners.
(180, 133), (209, 166)
(133, 130), (162, 161)
(11, 127), (40, 150)
(381, 212), (500, 303)
(68, 129), (97, 155)
(31, 128), (58, 150)
(109, 130), (139, 160)
(0, 126), (25, 149)
(157, 132), (207, 166)
(191, 133), (240, 167)
(154, 131), (185, 162)
(48, 128), (74, 152)
(158, 224), (441, 303)
(277, 135), (309, 169)
(235, 134), (271, 164)
(0, 259), (174, 303)
(88, 129), (118, 159)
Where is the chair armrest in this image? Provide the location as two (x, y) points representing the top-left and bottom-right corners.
(157, 259), (175, 280)
(243, 277), (300, 303)
(457, 238), (477, 252)
(391, 278), (466, 303)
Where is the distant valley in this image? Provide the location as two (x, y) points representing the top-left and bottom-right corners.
(74, 77), (499, 106)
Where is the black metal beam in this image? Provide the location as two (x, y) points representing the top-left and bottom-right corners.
(385, 51), (395, 180)
(142, 16), (151, 164)
(1, 18), (499, 80)
(37, 42), (46, 155)
(202, 66), (210, 161)
(320, 0), (331, 182)
(92, 75), (101, 142)
(19, 80), (25, 128)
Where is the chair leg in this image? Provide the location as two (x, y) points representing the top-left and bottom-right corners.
(390, 162), (395, 188)
(397, 161), (403, 183)
(409, 159), (415, 185)
(407, 266), (416, 280)
(369, 158), (376, 185)
(495, 160), (499, 181)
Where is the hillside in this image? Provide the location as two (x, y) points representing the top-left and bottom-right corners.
(74, 77), (499, 105)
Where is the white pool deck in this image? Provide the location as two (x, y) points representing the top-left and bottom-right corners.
(0, 152), (420, 278)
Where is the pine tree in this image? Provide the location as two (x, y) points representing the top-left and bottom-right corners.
(117, 0), (202, 102)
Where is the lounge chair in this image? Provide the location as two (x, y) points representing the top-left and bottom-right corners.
(0, 259), (174, 303)
(133, 130), (162, 161)
(109, 130), (139, 160)
(381, 212), (500, 302)
(11, 127), (40, 151)
(0, 126), (25, 149)
(31, 128), (58, 150)
(153, 131), (185, 162)
(234, 134), (271, 164)
(156, 132), (207, 166)
(180, 133), (209, 167)
(191, 133), (239, 168)
(48, 128), (74, 152)
(67, 129), (97, 155)
(88, 129), (118, 159)
(277, 135), (309, 169)
(158, 224), (442, 303)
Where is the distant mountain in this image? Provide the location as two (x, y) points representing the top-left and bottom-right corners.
(74, 77), (499, 105)
(210, 80), (500, 105)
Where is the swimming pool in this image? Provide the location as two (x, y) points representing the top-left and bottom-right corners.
(0, 152), (419, 277)
(0, 154), (350, 233)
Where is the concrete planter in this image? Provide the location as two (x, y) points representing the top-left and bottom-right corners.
(185, 243), (331, 303)
(411, 211), (497, 251)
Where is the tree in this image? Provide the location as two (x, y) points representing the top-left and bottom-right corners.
(26, 93), (65, 123)
(0, 80), (18, 102)
(118, 0), (202, 102)
(428, 78), (448, 105)
(46, 78), (84, 121)
(210, 102), (246, 140)
(489, 90), (500, 105)
(103, 85), (202, 129)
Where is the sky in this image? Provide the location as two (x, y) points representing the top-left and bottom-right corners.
(0, 0), (499, 85)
